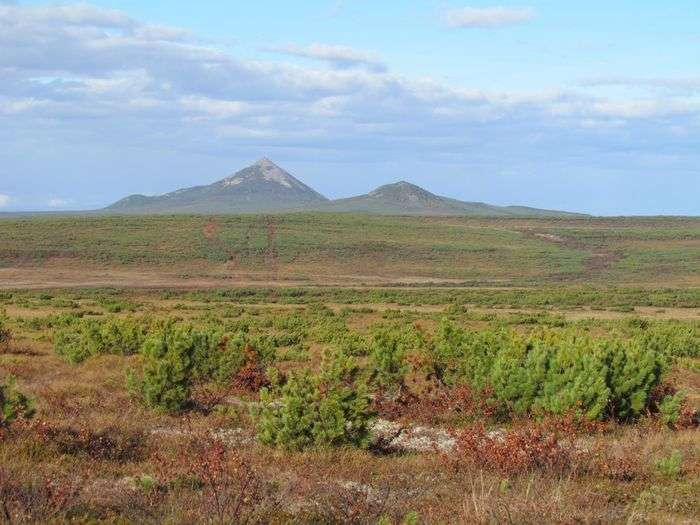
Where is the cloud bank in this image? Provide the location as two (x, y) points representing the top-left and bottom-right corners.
(445, 6), (534, 28)
(0, 3), (698, 213)
(269, 43), (387, 72)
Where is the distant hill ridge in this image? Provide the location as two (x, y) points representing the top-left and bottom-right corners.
(105, 158), (583, 217)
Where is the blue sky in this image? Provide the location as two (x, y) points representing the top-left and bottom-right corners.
(1, 1), (698, 214)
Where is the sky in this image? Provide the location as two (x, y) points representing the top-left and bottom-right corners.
(0, 1), (698, 215)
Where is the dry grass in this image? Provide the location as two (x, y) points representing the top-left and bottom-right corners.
(0, 288), (699, 524)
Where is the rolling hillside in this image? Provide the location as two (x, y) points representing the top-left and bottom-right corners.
(326, 181), (581, 216)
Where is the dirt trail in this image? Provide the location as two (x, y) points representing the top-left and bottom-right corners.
(526, 230), (624, 274)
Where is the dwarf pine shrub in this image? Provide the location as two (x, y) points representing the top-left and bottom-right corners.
(430, 321), (502, 387)
(489, 334), (549, 415)
(99, 316), (151, 355)
(1, 376), (34, 427)
(534, 336), (610, 420)
(128, 324), (229, 412)
(604, 337), (666, 420)
(54, 316), (155, 363)
(127, 323), (256, 412)
(255, 352), (373, 450)
(368, 327), (411, 393)
(658, 391), (686, 427)
(189, 329), (253, 385)
(656, 450), (683, 478)
(53, 318), (104, 364)
(640, 324), (699, 359)
(127, 324), (201, 412)
(430, 322), (667, 421)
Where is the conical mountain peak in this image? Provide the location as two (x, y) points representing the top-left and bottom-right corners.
(105, 159), (582, 217)
(255, 157), (276, 168)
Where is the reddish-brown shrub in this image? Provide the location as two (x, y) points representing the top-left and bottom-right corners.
(373, 383), (506, 425)
(594, 454), (640, 482)
(540, 411), (609, 437)
(191, 344), (271, 413)
(452, 421), (571, 476)
(153, 437), (280, 524)
(232, 344), (270, 393)
(34, 421), (146, 462)
(0, 325), (11, 353)
(0, 468), (82, 524)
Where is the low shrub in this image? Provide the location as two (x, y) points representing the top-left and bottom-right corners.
(255, 352), (374, 450)
(453, 421), (572, 476)
(1, 377), (34, 430)
(19, 312), (84, 331)
(99, 316), (152, 355)
(373, 383), (505, 425)
(431, 322), (668, 421)
(640, 323), (699, 359)
(54, 316), (157, 363)
(127, 324), (266, 412)
(0, 320), (11, 352)
(656, 450), (683, 478)
(53, 319), (105, 364)
(152, 437), (279, 524)
(127, 324), (212, 412)
(648, 385), (697, 429)
(367, 327), (413, 394)
(0, 469), (82, 524)
(35, 423), (146, 462)
(97, 297), (139, 313)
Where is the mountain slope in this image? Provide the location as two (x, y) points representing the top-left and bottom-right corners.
(325, 181), (581, 217)
(105, 158), (328, 213)
(104, 159), (583, 216)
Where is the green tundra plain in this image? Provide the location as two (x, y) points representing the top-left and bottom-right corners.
(0, 214), (699, 524)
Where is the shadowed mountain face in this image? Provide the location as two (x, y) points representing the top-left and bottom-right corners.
(105, 158), (329, 213)
(105, 160), (583, 216)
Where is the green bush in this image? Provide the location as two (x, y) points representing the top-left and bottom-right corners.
(189, 330), (251, 385)
(640, 324), (699, 359)
(21, 312), (84, 331)
(430, 322), (502, 387)
(489, 334), (548, 415)
(127, 324), (201, 412)
(534, 335), (610, 420)
(603, 337), (666, 420)
(658, 391), (686, 427)
(53, 319), (104, 364)
(54, 316), (160, 363)
(429, 322), (668, 421)
(367, 327), (412, 393)
(127, 324), (255, 412)
(99, 317), (151, 355)
(656, 450), (683, 478)
(255, 352), (373, 450)
(1, 376), (35, 427)
(335, 330), (367, 356)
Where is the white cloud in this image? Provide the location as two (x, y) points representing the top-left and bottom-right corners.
(0, 194), (10, 207)
(445, 7), (534, 28)
(0, 1), (697, 208)
(581, 77), (700, 93)
(269, 43), (386, 72)
(47, 198), (68, 208)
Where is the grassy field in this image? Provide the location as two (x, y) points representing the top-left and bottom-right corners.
(1, 287), (699, 524)
(1, 215), (699, 523)
(0, 214), (698, 287)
